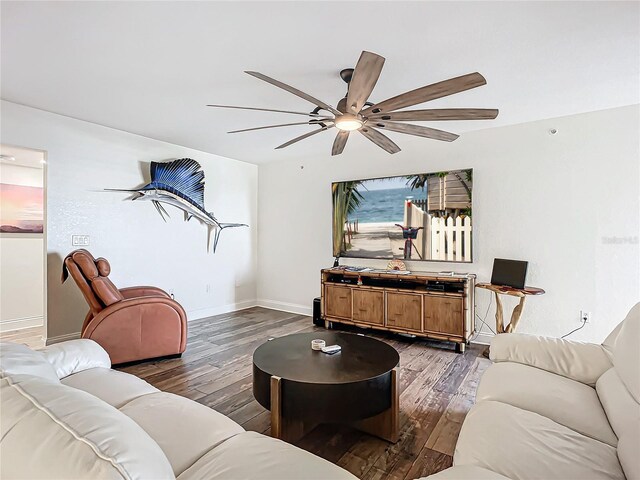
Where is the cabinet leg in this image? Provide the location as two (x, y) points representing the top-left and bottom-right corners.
(455, 342), (465, 354)
(324, 320), (333, 330)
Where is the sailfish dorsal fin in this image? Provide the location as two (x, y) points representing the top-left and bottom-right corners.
(148, 158), (206, 210)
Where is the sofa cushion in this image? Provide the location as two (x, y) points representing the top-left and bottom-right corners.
(476, 362), (617, 446)
(617, 429), (640, 480)
(602, 318), (624, 359)
(0, 341), (59, 383)
(120, 391), (244, 476)
(1, 374), (174, 480)
(41, 339), (111, 379)
(597, 368), (640, 480)
(177, 431), (358, 480)
(489, 333), (612, 386)
(422, 465), (511, 480)
(62, 367), (159, 408)
(613, 302), (640, 403)
(455, 400), (624, 480)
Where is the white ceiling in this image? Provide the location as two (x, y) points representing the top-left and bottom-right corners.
(1, 1), (639, 165)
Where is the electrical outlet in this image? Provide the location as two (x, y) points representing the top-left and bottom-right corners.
(72, 235), (90, 246)
(580, 310), (591, 323)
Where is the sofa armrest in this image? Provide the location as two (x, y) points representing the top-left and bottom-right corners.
(119, 286), (169, 299)
(420, 465), (511, 480)
(40, 339), (111, 379)
(489, 333), (612, 386)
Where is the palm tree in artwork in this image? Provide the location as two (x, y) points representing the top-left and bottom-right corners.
(332, 181), (364, 255)
(405, 173), (430, 191)
(405, 169), (472, 215)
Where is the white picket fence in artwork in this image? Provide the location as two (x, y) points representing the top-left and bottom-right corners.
(430, 216), (472, 262)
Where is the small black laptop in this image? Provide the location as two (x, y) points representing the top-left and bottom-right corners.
(491, 259), (528, 289)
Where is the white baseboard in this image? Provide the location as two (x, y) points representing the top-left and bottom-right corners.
(187, 299), (258, 321)
(256, 299), (312, 317)
(0, 315), (44, 333)
(470, 331), (494, 346)
(46, 332), (81, 345)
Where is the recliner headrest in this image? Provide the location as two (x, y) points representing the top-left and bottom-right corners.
(62, 249), (94, 283)
(73, 252), (99, 280)
(95, 258), (110, 276)
(61, 249), (123, 308)
(62, 250), (111, 282)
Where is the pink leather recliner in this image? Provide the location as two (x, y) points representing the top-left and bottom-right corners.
(61, 249), (187, 364)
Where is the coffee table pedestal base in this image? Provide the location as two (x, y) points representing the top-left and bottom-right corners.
(269, 369), (399, 444)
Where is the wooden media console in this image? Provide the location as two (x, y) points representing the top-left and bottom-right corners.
(321, 268), (476, 352)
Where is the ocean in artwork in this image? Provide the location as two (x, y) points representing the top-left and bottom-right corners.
(348, 186), (426, 224)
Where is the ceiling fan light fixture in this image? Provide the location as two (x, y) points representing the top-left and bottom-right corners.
(335, 114), (363, 131)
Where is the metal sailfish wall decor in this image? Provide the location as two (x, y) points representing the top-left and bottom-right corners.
(108, 158), (248, 252)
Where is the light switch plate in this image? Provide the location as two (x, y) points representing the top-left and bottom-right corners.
(72, 235), (90, 246)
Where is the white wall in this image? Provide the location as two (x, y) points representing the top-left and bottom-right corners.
(0, 163), (44, 331)
(258, 105), (640, 343)
(2, 100), (637, 343)
(1, 101), (258, 341)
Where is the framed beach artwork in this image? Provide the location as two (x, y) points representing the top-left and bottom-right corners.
(0, 183), (44, 233)
(332, 169), (473, 262)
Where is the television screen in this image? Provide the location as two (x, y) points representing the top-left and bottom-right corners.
(332, 169), (472, 262)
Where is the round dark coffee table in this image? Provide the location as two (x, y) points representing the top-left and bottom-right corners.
(253, 332), (400, 443)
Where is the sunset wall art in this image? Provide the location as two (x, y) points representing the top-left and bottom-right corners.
(0, 183), (44, 233)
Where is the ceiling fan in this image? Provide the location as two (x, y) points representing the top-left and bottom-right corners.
(208, 51), (498, 155)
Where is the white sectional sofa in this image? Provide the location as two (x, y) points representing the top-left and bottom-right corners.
(426, 302), (640, 480)
(0, 339), (357, 479)
(2, 304), (638, 480)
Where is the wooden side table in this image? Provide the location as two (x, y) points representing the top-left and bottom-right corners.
(476, 283), (545, 333)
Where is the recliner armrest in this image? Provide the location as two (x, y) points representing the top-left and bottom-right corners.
(489, 333), (612, 386)
(82, 296), (187, 364)
(119, 286), (170, 299)
(40, 339), (111, 379)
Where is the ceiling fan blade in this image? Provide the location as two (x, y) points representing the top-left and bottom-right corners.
(228, 120), (331, 134)
(275, 125), (333, 149)
(359, 127), (401, 154)
(207, 104), (324, 117)
(361, 72), (487, 116)
(346, 51), (385, 114)
(245, 71), (341, 116)
(368, 108), (499, 121)
(372, 121), (459, 142)
(331, 131), (350, 156)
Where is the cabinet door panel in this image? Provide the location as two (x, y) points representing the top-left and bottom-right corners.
(424, 296), (464, 336)
(386, 292), (422, 331)
(352, 290), (384, 325)
(325, 285), (352, 319)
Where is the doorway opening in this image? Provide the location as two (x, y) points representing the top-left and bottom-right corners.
(0, 144), (47, 348)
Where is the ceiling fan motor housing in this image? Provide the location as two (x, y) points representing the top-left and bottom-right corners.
(340, 68), (354, 84)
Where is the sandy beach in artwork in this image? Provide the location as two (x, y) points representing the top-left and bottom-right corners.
(345, 222), (406, 259)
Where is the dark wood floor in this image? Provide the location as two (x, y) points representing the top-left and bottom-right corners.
(119, 307), (489, 479)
